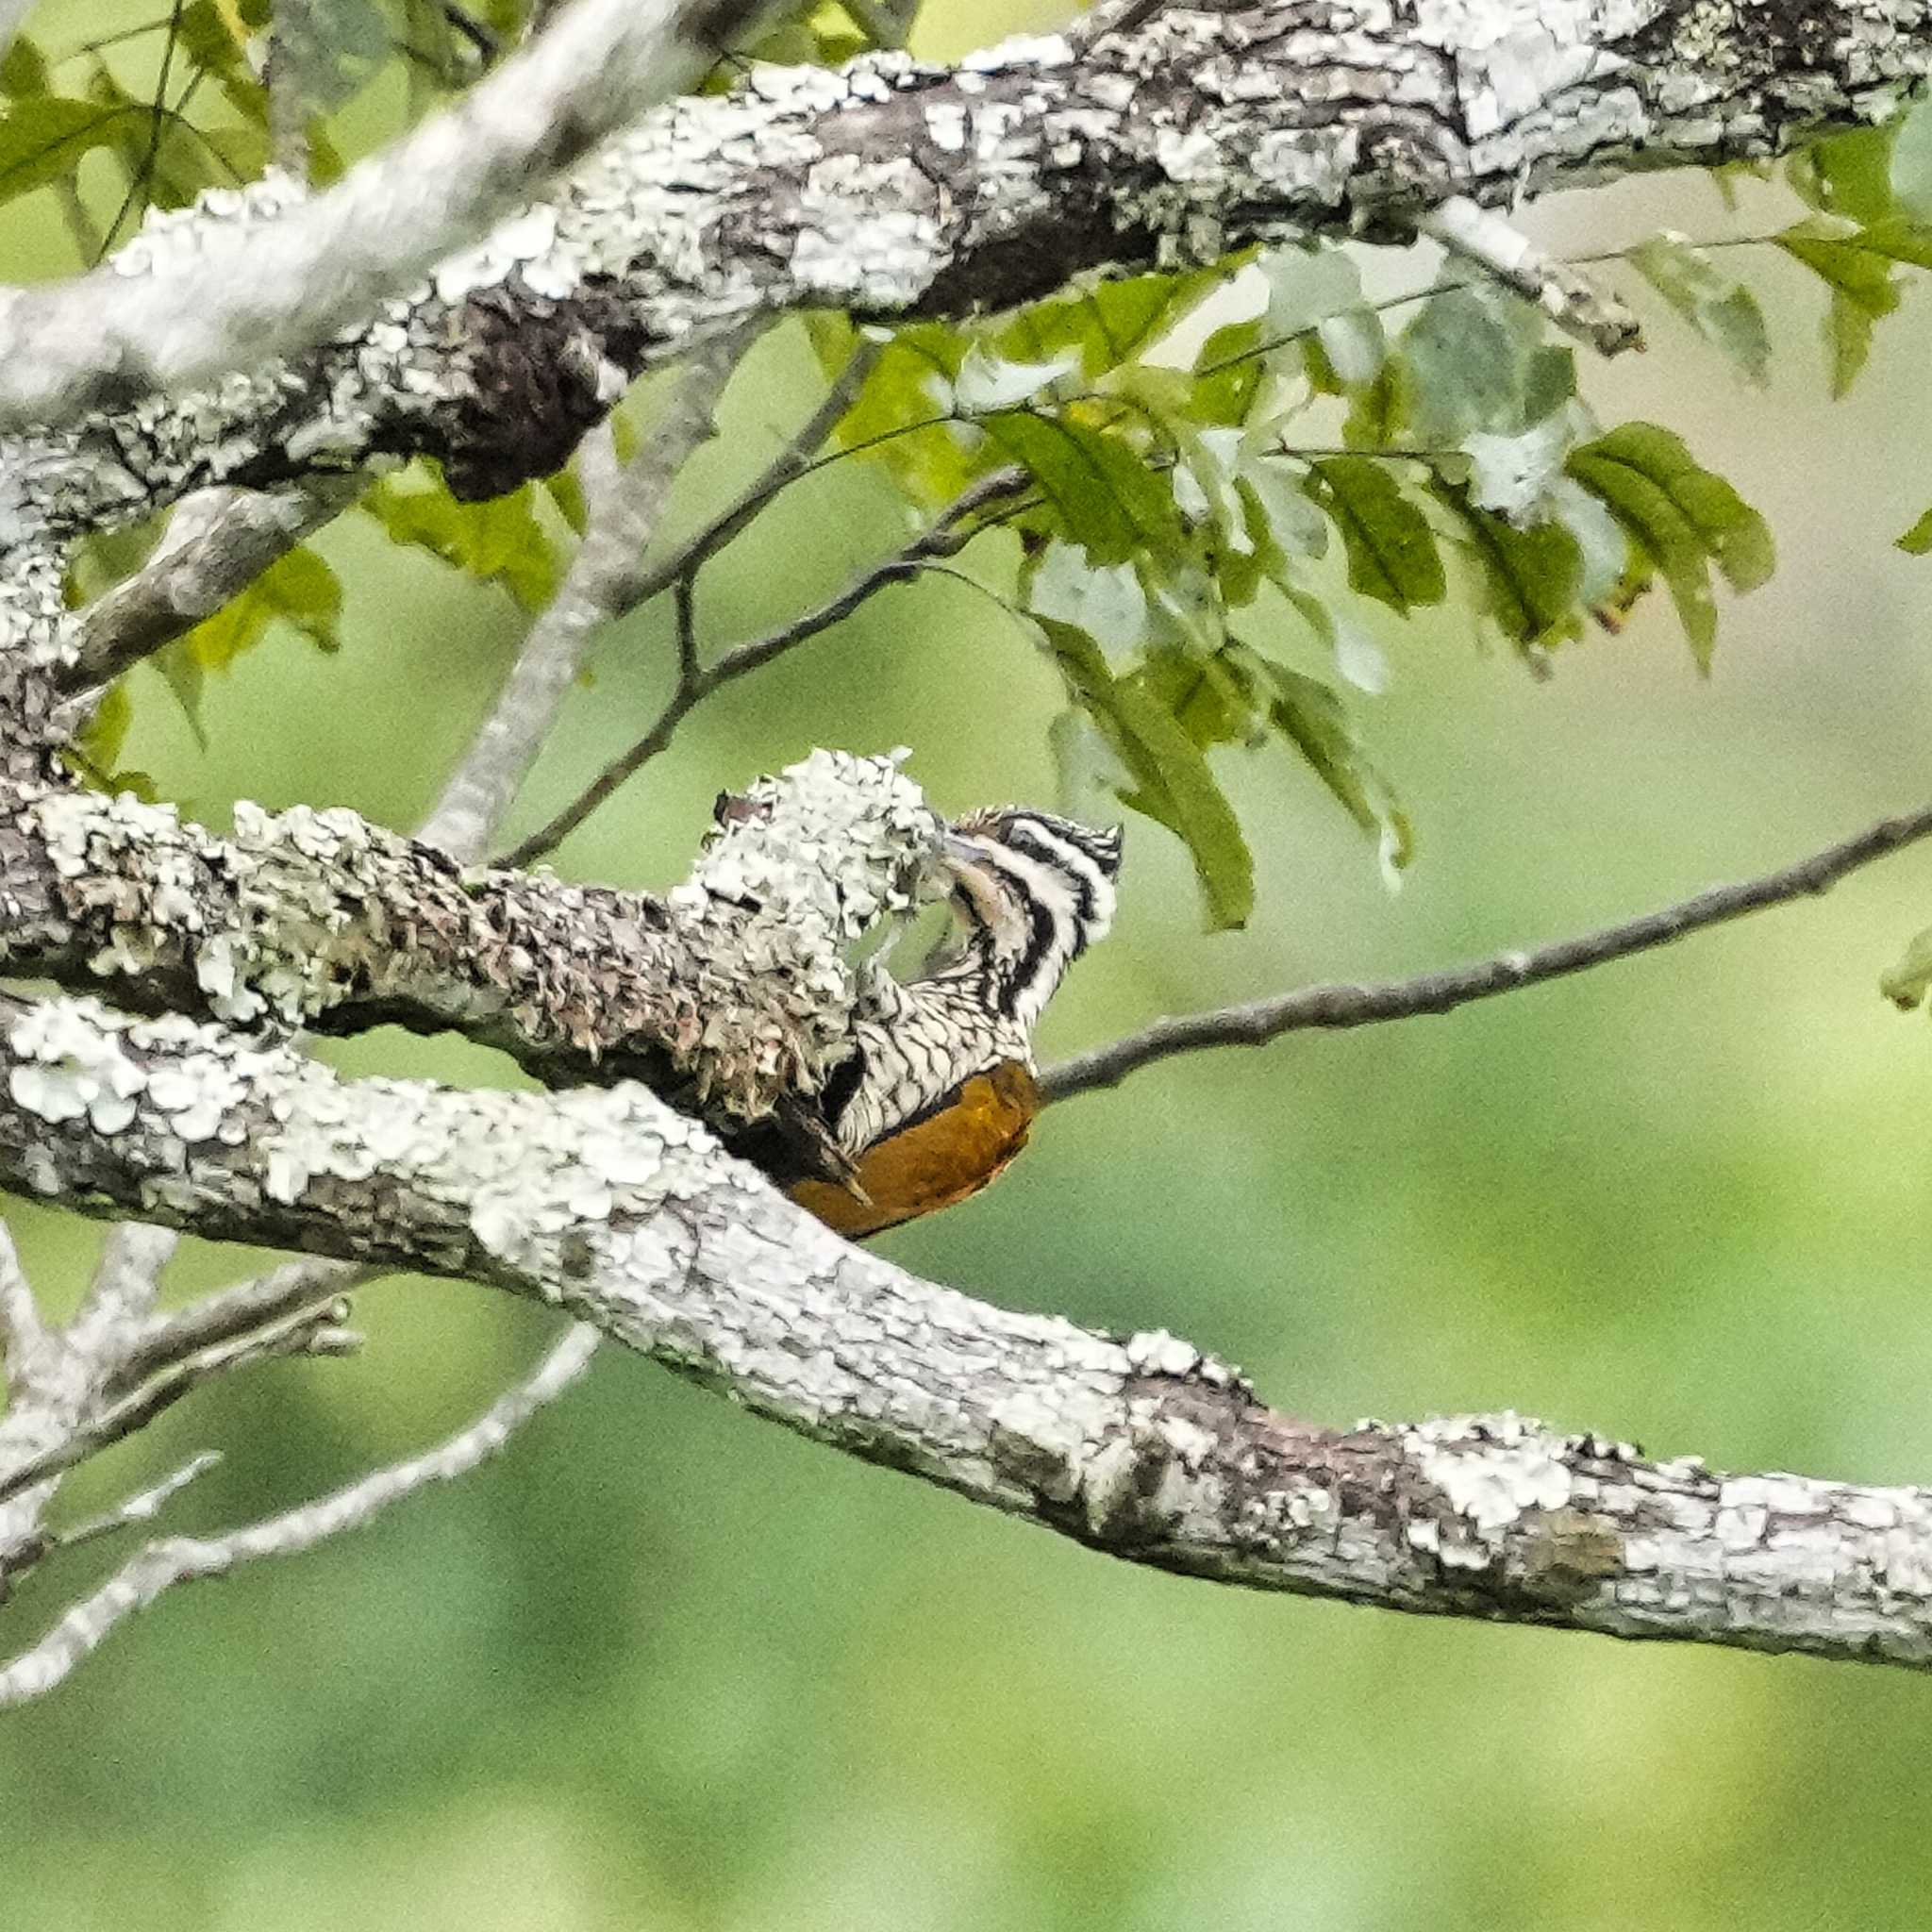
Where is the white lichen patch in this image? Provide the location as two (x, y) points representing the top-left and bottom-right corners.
(1411, 1410), (1576, 1533)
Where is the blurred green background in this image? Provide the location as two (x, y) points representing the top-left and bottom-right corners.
(10, 2), (1932, 1926)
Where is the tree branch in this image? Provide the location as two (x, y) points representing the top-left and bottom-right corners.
(0, 751), (944, 1124)
(502, 464), (1028, 862)
(60, 476), (365, 694)
(1041, 798), (1932, 1104)
(0, 0), (771, 432)
(0, 1323), (598, 1707)
(5, 983), (1932, 1691)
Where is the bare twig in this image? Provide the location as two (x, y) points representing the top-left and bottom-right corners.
(502, 463), (1028, 863)
(0, 1296), (361, 1509)
(617, 338), (881, 608)
(0, 1324), (599, 1708)
(421, 328), (750, 862)
(65, 1224), (177, 1370)
(1041, 799), (1932, 1104)
(55, 1451), (223, 1552)
(1420, 195), (1643, 357)
(60, 475), (365, 694)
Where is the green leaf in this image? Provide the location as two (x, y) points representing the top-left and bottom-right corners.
(178, 544), (342, 673)
(0, 36), (50, 99)
(1127, 646), (1262, 752)
(1790, 125), (1896, 225)
(1626, 233), (1772, 385)
(1041, 617), (1254, 929)
(1899, 508), (1932, 556)
(1401, 285), (1577, 442)
(1306, 458), (1446, 616)
(76, 680), (134, 775)
(981, 412), (1188, 569)
(0, 97), (134, 206)
(1434, 483), (1585, 654)
(1774, 217), (1903, 395)
(1240, 644), (1410, 879)
(999, 265), (1230, 380)
(362, 473), (558, 611)
(1566, 424), (1773, 667)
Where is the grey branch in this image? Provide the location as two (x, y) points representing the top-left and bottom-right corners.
(63, 476), (366, 694)
(0, 753), (943, 1124)
(0, 0), (769, 432)
(0, 1324), (598, 1707)
(503, 463), (1029, 862)
(1419, 195), (1643, 357)
(5, 981), (1932, 1691)
(1041, 798), (1932, 1104)
(422, 329), (751, 863)
(1, 0), (1917, 582)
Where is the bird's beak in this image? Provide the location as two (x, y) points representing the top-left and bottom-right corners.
(941, 831), (992, 876)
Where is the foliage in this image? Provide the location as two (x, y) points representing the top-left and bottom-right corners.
(9, 7), (1932, 931)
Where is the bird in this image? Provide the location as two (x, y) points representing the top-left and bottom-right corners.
(772, 807), (1122, 1240)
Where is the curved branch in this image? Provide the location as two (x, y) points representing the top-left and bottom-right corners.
(1041, 799), (1932, 1105)
(4, 991), (1932, 1693)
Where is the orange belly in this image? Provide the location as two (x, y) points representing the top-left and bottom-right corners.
(789, 1061), (1041, 1240)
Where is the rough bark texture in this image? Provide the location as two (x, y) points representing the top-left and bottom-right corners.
(7, 985), (1932, 1669)
(6, 0), (1932, 1695)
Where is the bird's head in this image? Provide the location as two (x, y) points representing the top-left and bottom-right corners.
(935, 808), (1123, 1030)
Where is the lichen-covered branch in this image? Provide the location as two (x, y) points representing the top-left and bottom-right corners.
(6, 988), (1932, 1691)
(0, 0), (768, 433)
(0, 750), (941, 1125)
(4, 0), (1922, 591)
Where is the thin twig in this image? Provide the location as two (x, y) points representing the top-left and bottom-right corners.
(422, 328), (750, 862)
(55, 1450), (222, 1552)
(65, 1224), (176, 1367)
(0, 1324), (599, 1709)
(108, 1258), (379, 1397)
(1040, 800), (1932, 1104)
(618, 338), (881, 608)
(500, 464), (1029, 864)
(0, 1297), (362, 1508)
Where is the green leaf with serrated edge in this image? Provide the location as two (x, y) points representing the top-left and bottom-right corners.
(1627, 233), (1772, 385)
(1566, 425), (1771, 667)
(1573, 424), (1773, 592)
(1882, 925), (1932, 1009)
(0, 36), (49, 98)
(362, 474), (558, 611)
(1306, 458), (1445, 616)
(999, 265), (1232, 380)
(982, 412), (1187, 569)
(1239, 641), (1410, 876)
(0, 98), (135, 206)
(1790, 125), (1896, 225)
(180, 545), (342, 674)
(1898, 508), (1932, 555)
(1041, 617), (1254, 930)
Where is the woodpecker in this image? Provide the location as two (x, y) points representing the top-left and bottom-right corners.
(774, 807), (1122, 1239)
